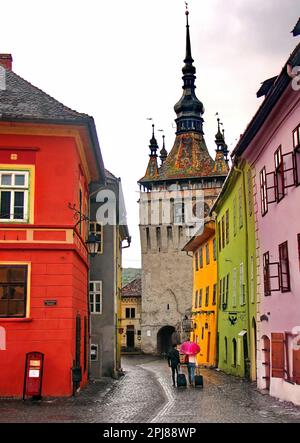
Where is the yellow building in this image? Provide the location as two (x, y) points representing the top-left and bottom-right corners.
(121, 278), (142, 353)
(183, 220), (218, 367)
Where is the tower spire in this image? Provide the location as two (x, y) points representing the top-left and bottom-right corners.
(159, 135), (168, 165)
(174, 5), (205, 135)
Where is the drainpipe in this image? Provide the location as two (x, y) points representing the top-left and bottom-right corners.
(234, 164), (252, 378)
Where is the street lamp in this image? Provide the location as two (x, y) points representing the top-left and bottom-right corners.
(85, 233), (100, 257)
(68, 203), (100, 256)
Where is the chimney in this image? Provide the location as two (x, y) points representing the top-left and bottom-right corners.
(0, 54), (13, 70)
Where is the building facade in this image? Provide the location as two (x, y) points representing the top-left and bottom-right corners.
(138, 11), (228, 355)
(212, 158), (257, 380)
(89, 170), (130, 379)
(233, 40), (300, 404)
(121, 278), (142, 353)
(183, 219), (218, 367)
(0, 54), (105, 397)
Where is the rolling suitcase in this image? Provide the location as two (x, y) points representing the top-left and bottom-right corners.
(177, 366), (187, 388)
(194, 366), (204, 388)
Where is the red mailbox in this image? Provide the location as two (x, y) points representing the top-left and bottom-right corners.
(23, 352), (44, 400)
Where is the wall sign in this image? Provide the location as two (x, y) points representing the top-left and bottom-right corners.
(44, 300), (57, 306)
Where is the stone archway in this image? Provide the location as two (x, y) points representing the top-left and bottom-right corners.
(157, 326), (175, 356)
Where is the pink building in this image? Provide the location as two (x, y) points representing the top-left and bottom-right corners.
(233, 41), (300, 405)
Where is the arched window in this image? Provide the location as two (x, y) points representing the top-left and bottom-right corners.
(232, 339), (237, 367)
(224, 337), (228, 363)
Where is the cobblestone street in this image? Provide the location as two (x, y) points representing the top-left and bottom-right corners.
(0, 355), (300, 423)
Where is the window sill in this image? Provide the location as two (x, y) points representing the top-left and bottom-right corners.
(0, 317), (33, 323)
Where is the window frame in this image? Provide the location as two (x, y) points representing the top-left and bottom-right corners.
(225, 209), (230, 244)
(240, 263), (245, 306)
(213, 238), (217, 261)
(0, 170), (29, 223)
(274, 146), (285, 203)
(205, 286), (209, 307)
(279, 241), (291, 293)
(0, 265), (28, 318)
(205, 243), (210, 266)
(89, 222), (103, 254)
(212, 284), (217, 306)
(293, 124), (300, 186)
(260, 167), (268, 216)
(199, 247), (203, 269)
(89, 280), (103, 314)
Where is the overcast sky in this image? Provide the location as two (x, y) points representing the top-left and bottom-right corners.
(1, 0), (299, 267)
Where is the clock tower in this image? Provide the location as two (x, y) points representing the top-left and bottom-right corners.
(138, 9), (228, 354)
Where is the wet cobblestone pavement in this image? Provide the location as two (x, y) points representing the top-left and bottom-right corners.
(0, 355), (300, 423)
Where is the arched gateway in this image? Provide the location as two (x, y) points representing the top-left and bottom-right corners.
(157, 326), (175, 355)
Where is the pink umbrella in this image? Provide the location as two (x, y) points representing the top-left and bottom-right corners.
(180, 341), (200, 356)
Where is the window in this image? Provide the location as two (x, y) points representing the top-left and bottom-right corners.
(221, 216), (225, 248)
(263, 252), (271, 296)
(260, 168), (267, 216)
(248, 169), (253, 217)
(146, 227), (151, 249)
(89, 222), (103, 254)
(90, 344), (98, 361)
(212, 284), (217, 306)
(240, 263), (245, 305)
(221, 276), (227, 310)
(199, 247), (203, 269)
(218, 222), (222, 251)
(156, 227), (161, 250)
(293, 124), (300, 149)
(274, 146), (285, 202)
(238, 187), (243, 228)
(194, 290), (198, 309)
(250, 256), (255, 304)
(224, 337), (228, 363)
(225, 209), (230, 244)
(213, 238), (217, 261)
(232, 339), (237, 368)
(232, 268), (237, 308)
(294, 125), (300, 186)
(205, 244), (210, 266)
(233, 197), (237, 236)
(0, 171), (29, 222)
(167, 226), (173, 245)
(199, 289), (203, 308)
(0, 266), (28, 317)
(205, 286), (209, 307)
(279, 241), (291, 292)
(219, 280), (222, 309)
(126, 308), (136, 319)
(89, 281), (102, 314)
(195, 252), (199, 272)
(225, 274), (229, 308)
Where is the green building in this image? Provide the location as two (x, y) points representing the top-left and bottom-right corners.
(212, 158), (257, 381)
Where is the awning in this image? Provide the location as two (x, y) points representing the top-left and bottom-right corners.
(238, 330), (247, 337)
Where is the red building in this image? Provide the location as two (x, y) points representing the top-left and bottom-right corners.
(0, 54), (105, 397)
